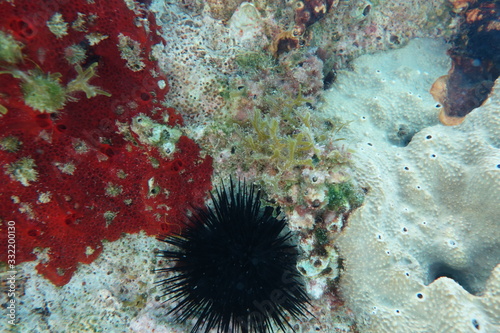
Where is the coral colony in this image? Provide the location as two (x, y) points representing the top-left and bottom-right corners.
(1, 0), (499, 332)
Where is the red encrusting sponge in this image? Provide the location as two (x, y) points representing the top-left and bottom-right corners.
(0, 0), (213, 286)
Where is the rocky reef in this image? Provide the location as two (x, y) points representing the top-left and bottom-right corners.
(1, 0), (498, 332)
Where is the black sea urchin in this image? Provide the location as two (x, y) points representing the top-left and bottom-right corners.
(155, 179), (311, 333)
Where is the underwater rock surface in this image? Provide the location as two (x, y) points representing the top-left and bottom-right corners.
(2, 0), (499, 331)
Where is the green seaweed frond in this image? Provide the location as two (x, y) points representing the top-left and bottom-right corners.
(5, 156), (38, 186)
(0, 30), (23, 64)
(1, 30), (110, 113)
(283, 87), (313, 113)
(1, 37), (110, 113)
(0, 136), (22, 152)
(0, 104), (8, 116)
(243, 110), (317, 172)
(326, 182), (364, 212)
(235, 51), (276, 73)
(21, 70), (67, 113)
(67, 63), (111, 98)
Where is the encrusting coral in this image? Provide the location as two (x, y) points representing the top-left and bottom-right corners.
(326, 38), (500, 333)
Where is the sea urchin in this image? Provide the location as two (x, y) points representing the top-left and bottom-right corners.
(155, 179), (311, 333)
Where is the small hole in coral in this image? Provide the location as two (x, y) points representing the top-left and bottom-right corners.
(363, 5), (371, 16)
(417, 293), (423, 299)
(36, 114), (51, 128)
(140, 92), (151, 102)
(430, 154), (436, 158)
(435, 104), (441, 108)
(9, 18), (36, 39)
(402, 227), (408, 232)
(105, 148), (114, 157)
(367, 142), (373, 146)
(170, 160), (184, 172)
(472, 319), (480, 330)
(57, 124), (67, 132)
(27, 229), (40, 237)
(404, 166), (409, 170)
(390, 35), (400, 45)
(426, 135), (432, 139)
(321, 267), (332, 275)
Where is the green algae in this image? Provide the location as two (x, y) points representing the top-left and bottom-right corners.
(0, 30), (23, 64)
(244, 109), (317, 171)
(326, 182), (364, 212)
(130, 114), (182, 157)
(21, 71), (67, 112)
(4, 156), (38, 186)
(235, 51), (276, 73)
(0, 136), (22, 153)
(0, 30), (110, 113)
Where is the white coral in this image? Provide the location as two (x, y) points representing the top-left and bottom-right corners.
(325, 38), (500, 332)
